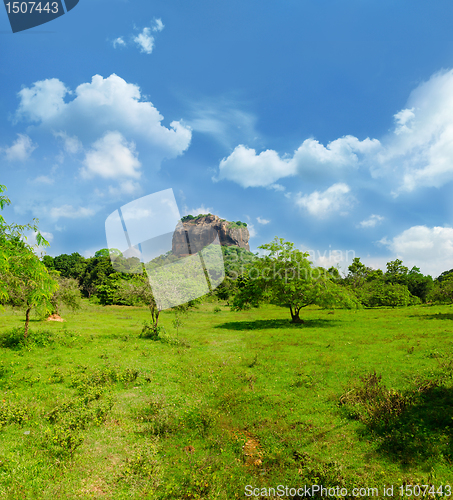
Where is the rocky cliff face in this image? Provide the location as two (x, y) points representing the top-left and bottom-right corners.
(172, 215), (250, 256)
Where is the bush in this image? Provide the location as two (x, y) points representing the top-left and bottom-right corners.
(339, 371), (412, 428)
(0, 327), (56, 349)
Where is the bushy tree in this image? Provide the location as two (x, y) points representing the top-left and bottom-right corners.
(49, 272), (82, 315)
(0, 185), (58, 337)
(359, 281), (419, 307)
(232, 237), (360, 323)
(427, 276), (453, 304)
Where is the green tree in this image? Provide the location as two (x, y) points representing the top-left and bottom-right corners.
(427, 276), (453, 304)
(52, 252), (87, 281)
(0, 185), (58, 337)
(406, 266), (433, 302)
(346, 257), (371, 288)
(384, 259), (409, 285)
(232, 237), (360, 323)
(49, 272), (82, 315)
(362, 281), (418, 308)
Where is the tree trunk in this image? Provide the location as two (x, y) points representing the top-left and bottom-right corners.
(24, 307), (31, 338)
(289, 306), (305, 324)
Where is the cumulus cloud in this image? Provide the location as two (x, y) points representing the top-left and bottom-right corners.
(112, 19), (164, 54)
(247, 223), (257, 238)
(2, 133), (37, 161)
(50, 205), (96, 220)
(373, 69), (453, 193)
(215, 68), (453, 196)
(15, 79), (70, 123)
(153, 18), (165, 32)
(134, 27), (154, 54)
(358, 214), (385, 228)
(216, 145), (296, 188)
(82, 131), (141, 180)
(14, 74), (191, 173)
(295, 183), (352, 218)
(185, 205), (213, 216)
(53, 131), (82, 154)
(112, 37), (126, 49)
(216, 136), (380, 188)
(257, 216), (270, 225)
(380, 225), (453, 277)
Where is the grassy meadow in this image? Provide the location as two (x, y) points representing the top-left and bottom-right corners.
(1, 300), (453, 498)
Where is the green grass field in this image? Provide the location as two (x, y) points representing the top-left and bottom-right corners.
(1, 300), (453, 499)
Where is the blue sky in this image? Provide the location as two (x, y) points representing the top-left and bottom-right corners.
(2, 0), (453, 277)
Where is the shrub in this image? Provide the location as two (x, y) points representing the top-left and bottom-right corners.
(339, 371), (412, 428)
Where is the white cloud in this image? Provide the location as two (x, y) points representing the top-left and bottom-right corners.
(216, 136), (380, 188)
(53, 131), (82, 154)
(393, 108), (415, 135)
(215, 68), (453, 196)
(186, 99), (258, 149)
(108, 180), (142, 196)
(82, 131), (141, 180)
(50, 205), (96, 220)
(153, 18), (164, 32)
(247, 223), (257, 238)
(257, 216), (270, 225)
(27, 230), (53, 245)
(14, 74), (191, 169)
(216, 145), (296, 188)
(112, 37), (126, 48)
(134, 27), (154, 54)
(112, 20), (164, 53)
(2, 133), (37, 161)
(186, 205), (213, 216)
(33, 175), (54, 185)
(296, 183), (352, 218)
(15, 79), (70, 123)
(358, 214), (385, 228)
(379, 225), (453, 277)
(374, 69), (453, 193)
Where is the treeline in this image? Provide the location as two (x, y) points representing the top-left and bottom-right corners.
(216, 254), (453, 308)
(180, 213), (248, 227)
(24, 245), (453, 310)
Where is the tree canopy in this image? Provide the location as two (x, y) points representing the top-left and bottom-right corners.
(232, 237), (360, 323)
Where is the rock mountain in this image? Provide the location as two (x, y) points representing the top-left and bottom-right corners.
(172, 214), (250, 256)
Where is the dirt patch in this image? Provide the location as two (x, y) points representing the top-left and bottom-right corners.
(243, 435), (262, 466)
(46, 314), (64, 322)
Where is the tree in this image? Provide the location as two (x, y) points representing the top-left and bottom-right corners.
(118, 275), (161, 331)
(384, 259), (409, 284)
(346, 258), (372, 288)
(52, 252), (87, 281)
(49, 272), (82, 315)
(232, 237), (360, 323)
(406, 266), (433, 302)
(427, 276), (453, 304)
(361, 281), (418, 308)
(0, 185), (58, 337)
